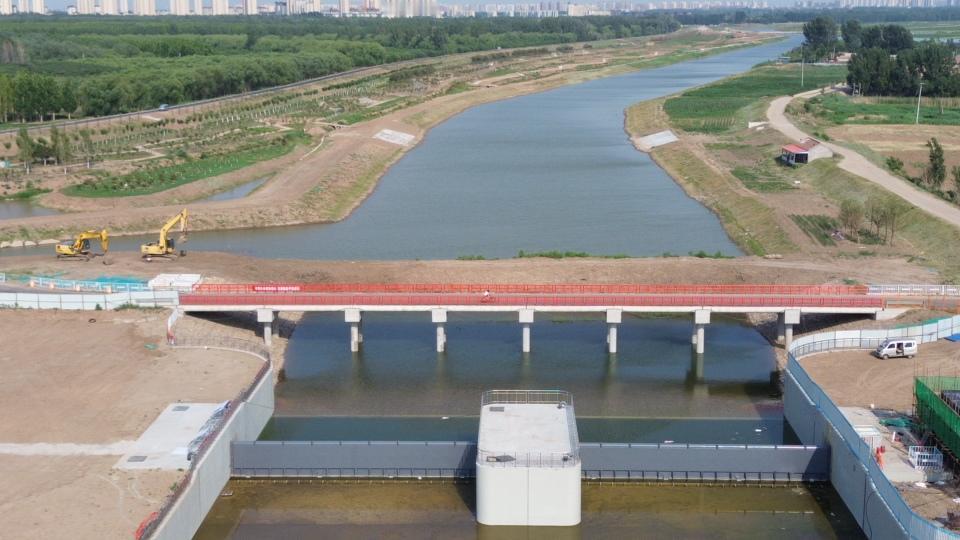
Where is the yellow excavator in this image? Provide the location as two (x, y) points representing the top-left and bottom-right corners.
(141, 209), (188, 261)
(56, 229), (109, 261)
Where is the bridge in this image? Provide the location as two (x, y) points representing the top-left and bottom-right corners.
(178, 283), (903, 354)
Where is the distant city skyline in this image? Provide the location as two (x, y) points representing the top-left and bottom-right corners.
(1, 0), (951, 16)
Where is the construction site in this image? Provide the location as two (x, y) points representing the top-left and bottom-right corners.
(4, 25), (960, 540)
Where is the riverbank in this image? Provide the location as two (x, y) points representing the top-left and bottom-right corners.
(625, 62), (960, 281)
(0, 29), (779, 246)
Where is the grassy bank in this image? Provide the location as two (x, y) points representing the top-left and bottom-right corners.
(63, 131), (308, 198)
(805, 94), (960, 126)
(664, 64), (846, 133)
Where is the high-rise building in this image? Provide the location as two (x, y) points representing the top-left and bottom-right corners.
(0, 0), (11, 13)
(77, 0), (94, 12)
(243, 0), (256, 14)
(117, 0), (128, 13)
(136, 0), (155, 15)
(101, 0), (119, 14)
(193, 0), (203, 13)
(212, 0), (228, 13)
(339, 0), (348, 14)
(30, 0), (44, 12)
(170, 0), (189, 14)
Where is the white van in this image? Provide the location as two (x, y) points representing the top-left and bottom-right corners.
(873, 339), (918, 359)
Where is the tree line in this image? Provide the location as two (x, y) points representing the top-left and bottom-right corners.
(800, 15), (960, 97)
(0, 14), (679, 119)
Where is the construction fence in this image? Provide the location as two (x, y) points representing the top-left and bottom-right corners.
(0, 272), (151, 293)
(786, 322), (960, 540)
(915, 377), (960, 462)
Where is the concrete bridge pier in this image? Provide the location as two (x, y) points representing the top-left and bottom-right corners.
(346, 308), (363, 352)
(692, 310), (710, 355)
(519, 309), (534, 353)
(784, 309), (800, 350)
(776, 313), (786, 345)
(257, 309), (275, 348)
(432, 309), (447, 353)
(606, 309), (621, 354)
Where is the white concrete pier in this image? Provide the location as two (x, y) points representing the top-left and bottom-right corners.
(345, 308), (362, 352)
(784, 309), (800, 350)
(693, 309), (710, 355)
(256, 309), (274, 347)
(432, 309), (447, 353)
(476, 390), (581, 527)
(519, 309), (534, 353)
(606, 309), (621, 354)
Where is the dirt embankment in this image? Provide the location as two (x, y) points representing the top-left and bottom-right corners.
(0, 250), (936, 287)
(0, 32), (776, 245)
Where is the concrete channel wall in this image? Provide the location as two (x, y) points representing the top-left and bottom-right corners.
(230, 440), (828, 481)
(784, 319), (960, 540)
(150, 364), (275, 540)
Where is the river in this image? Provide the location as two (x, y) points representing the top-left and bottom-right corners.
(25, 35), (802, 260)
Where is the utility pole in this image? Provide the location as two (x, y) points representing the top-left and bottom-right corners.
(915, 81), (924, 125)
(800, 43), (805, 88)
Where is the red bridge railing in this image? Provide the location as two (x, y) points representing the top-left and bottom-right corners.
(192, 283), (870, 296)
(179, 293), (884, 308)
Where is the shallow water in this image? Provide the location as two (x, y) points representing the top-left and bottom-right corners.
(194, 481), (864, 540)
(199, 178), (267, 202)
(0, 199), (61, 220)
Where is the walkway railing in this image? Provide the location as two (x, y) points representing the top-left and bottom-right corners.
(787, 315), (960, 540)
(179, 292), (884, 309)
(194, 283), (870, 296)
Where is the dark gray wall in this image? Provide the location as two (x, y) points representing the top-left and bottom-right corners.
(231, 440), (828, 481)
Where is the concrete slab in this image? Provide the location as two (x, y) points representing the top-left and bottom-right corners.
(373, 129), (415, 146)
(115, 403), (222, 470)
(479, 403), (574, 456)
(841, 407), (926, 483)
(635, 130), (678, 151)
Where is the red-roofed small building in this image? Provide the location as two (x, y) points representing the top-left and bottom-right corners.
(780, 137), (832, 166)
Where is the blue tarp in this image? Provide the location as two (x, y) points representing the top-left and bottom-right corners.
(945, 334), (960, 342)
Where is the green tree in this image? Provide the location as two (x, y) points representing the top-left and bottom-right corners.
(58, 82), (78, 120)
(862, 24), (914, 54)
(839, 199), (865, 243)
(803, 16), (838, 60)
(847, 48), (893, 95)
(925, 138), (946, 190)
(15, 127), (34, 171)
(841, 20), (862, 51)
(951, 165), (960, 201)
(50, 126), (72, 166)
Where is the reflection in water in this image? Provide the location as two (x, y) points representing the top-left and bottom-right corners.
(194, 481), (864, 540)
(278, 313), (780, 419)
(199, 177), (267, 202)
(0, 200), (60, 220)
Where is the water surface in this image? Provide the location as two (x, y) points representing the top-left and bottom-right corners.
(0, 200), (61, 220)
(199, 178), (267, 202)
(26, 36), (801, 260)
(195, 481), (863, 540)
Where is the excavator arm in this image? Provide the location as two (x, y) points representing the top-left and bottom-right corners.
(141, 209), (188, 259)
(56, 229), (108, 259)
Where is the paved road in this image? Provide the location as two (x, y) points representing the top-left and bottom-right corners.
(766, 90), (960, 230)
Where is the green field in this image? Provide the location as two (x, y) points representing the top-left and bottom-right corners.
(664, 64), (848, 133)
(805, 94), (960, 125)
(64, 131), (307, 197)
(790, 214), (839, 246)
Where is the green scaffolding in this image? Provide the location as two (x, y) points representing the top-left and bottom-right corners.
(915, 377), (960, 459)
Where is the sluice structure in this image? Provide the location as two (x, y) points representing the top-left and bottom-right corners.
(475, 390), (581, 527)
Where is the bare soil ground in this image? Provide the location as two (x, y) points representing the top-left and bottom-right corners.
(799, 340), (960, 412)
(825, 124), (960, 180)
(0, 309), (263, 539)
(0, 250), (937, 287)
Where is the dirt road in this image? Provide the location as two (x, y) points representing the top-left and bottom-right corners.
(767, 91), (960, 230)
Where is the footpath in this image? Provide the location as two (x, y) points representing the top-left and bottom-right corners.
(766, 89), (960, 231)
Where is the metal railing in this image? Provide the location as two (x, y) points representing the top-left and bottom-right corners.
(481, 389), (573, 407)
(869, 284), (960, 297)
(788, 332), (960, 540)
(193, 283), (872, 296)
(476, 449), (579, 468)
(179, 292), (885, 309)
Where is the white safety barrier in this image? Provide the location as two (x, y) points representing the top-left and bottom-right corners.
(868, 284), (960, 297)
(0, 290), (178, 310)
